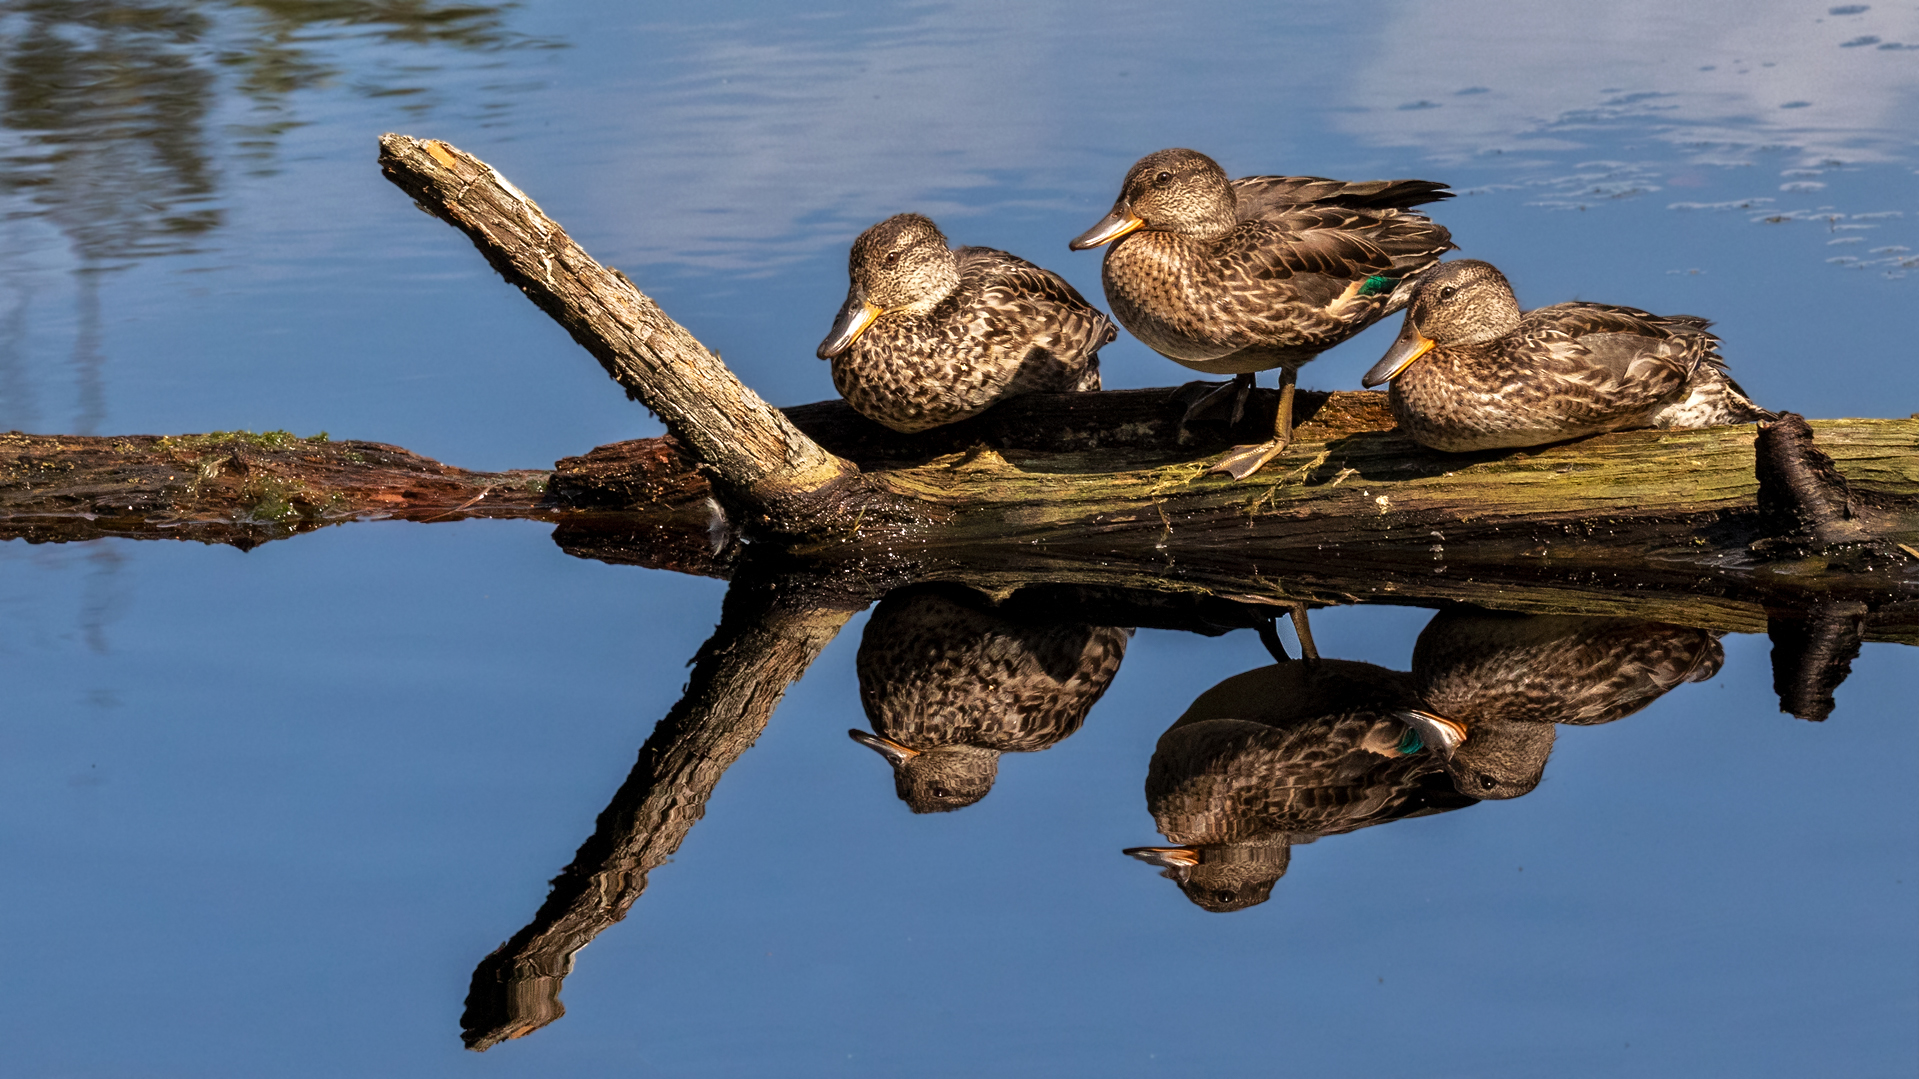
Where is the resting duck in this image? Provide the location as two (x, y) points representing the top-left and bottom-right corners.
(819, 213), (1113, 432)
(1070, 147), (1454, 477)
(848, 586), (1130, 813)
(1362, 259), (1773, 452)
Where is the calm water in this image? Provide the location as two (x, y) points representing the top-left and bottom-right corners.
(2, 2), (1915, 1075)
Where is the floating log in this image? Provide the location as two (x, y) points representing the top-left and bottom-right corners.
(8, 399), (1916, 635)
(4, 134), (1916, 634)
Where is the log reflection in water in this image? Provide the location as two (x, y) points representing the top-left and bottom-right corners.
(849, 585), (1130, 812)
(1768, 599), (1868, 722)
(459, 570), (859, 1051)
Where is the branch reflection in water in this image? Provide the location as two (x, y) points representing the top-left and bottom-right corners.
(461, 557), (1829, 1048)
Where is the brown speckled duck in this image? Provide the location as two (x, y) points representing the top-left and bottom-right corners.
(819, 213), (1114, 432)
(1401, 608), (1727, 799)
(849, 586), (1131, 813)
(1070, 148), (1454, 477)
(1362, 259), (1774, 452)
(1124, 660), (1475, 912)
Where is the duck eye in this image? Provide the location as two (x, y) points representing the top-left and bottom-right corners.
(1438, 285), (1457, 301)
(1477, 774), (1497, 790)
(1154, 170), (1173, 185)
(883, 251), (899, 266)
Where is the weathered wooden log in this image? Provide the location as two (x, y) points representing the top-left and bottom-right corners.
(370, 135), (1919, 558)
(0, 388), (1371, 547)
(0, 430), (547, 549)
(7, 137), (1917, 628)
(377, 134), (869, 532)
(6, 402), (1918, 634)
(459, 566), (859, 1050)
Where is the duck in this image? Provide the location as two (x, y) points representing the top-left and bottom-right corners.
(848, 585), (1131, 813)
(1398, 608), (1726, 799)
(1124, 659), (1476, 912)
(818, 213), (1114, 432)
(1069, 148), (1454, 478)
(1361, 259), (1774, 452)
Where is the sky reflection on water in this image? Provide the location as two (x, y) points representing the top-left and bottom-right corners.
(0, 2), (1914, 1076)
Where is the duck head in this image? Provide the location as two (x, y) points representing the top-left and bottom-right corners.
(1070, 148), (1238, 250)
(1396, 711), (1553, 800)
(1362, 259), (1523, 386)
(818, 213), (962, 359)
(848, 730), (1000, 813)
(1123, 838), (1291, 913)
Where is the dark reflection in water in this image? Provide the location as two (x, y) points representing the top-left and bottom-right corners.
(848, 585), (1130, 813)
(1126, 610), (1730, 911)
(0, 1), (538, 265)
(1, 2), (220, 264)
(1412, 612), (1725, 797)
(463, 557), (1850, 1046)
(0, 1), (552, 431)
(1127, 658), (1474, 913)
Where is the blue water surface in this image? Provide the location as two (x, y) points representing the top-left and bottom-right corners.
(1, 2), (1914, 1075)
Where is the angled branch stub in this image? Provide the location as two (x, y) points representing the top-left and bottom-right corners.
(376, 133), (863, 528)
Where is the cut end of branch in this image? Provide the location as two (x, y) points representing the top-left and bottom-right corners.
(377, 133), (865, 532)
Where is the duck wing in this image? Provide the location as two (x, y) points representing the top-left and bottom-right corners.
(1210, 204), (1456, 314)
(957, 246), (1116, 341)
(1509, 302), (1721, 420)
(1414, 611), (1727, 727)
(1230, 175), (1454, 217)
(1146, 716), (1471, 843)
(958, 247), (1108, 319)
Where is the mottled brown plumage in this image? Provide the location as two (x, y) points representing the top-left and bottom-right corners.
(849, 586), (1130, 813)
(1071, 148), (1454, 476)
(1407, 608), (1726, 798)
(1364, 260), (1773, 452)
(819, 213), (1114, 433)
(1126, 660), (1475, 912)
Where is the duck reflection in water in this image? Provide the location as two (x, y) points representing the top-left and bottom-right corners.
(1128, 608), (1726, 911)
(849, 586), (1131, 813)
(1127, 658), (1474, 912)
(1403, 609), (1726, 799)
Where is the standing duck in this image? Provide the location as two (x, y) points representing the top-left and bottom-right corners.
(1362, 260), (1773, 452)
(819, 213), (1114, 432)
(1070, 148), (1454, 477)
(1124, 660), (1475, 912)
(849, 585), (1131, 813)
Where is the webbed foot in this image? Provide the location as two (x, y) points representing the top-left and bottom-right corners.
(1207, 436), (1293, 479)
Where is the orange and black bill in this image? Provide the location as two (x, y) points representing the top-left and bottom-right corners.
(1122, 845), (1201, 871)
(818, 298), (883, 359)
(1069, 206), (1145, 250)
(848, 728), (919, 766)
(1362, 317), (1437, 387)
